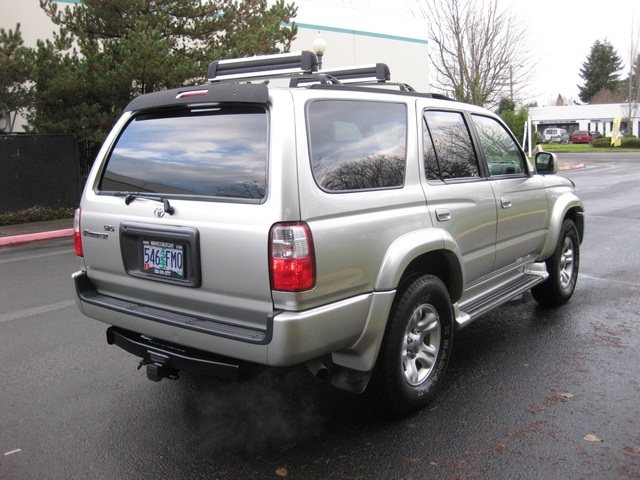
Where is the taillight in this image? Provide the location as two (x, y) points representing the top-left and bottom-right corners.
(74, 207), (83, 257)
(269, 223), (315, 292)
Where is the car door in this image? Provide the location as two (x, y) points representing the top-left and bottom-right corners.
(470, 114), (548, 270)
(421, 108), (497, 285)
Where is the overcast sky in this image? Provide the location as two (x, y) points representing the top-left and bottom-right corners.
(508, 0), (639, 105)
(305, 0), (639, 106)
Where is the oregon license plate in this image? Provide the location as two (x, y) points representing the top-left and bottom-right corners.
(142, 240), (185, 279)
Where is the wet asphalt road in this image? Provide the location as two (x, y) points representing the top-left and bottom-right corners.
(1, 154), (639, 479)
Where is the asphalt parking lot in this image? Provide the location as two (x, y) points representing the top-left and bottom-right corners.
(1, 154), (639, 479)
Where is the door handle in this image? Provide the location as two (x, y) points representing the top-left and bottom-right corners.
(501, 197), (512, 209)
(436, 208), (451, 222)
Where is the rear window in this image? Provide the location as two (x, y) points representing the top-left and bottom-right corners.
(307, 100), (407, 191)
(99, 106), (268, 201)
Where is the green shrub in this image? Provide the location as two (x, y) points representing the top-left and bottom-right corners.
(592, 136), (640, 148)
(622, 137), (640, 148)
(0, 206), (75, 226)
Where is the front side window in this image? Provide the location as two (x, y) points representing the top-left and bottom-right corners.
(307, 100), (407, 191)
(472, 114), (526, 176)
(423, 110), (479, 180)
(100, 106), (268, 200)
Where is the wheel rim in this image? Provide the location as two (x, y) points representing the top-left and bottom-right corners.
(559, 236), (575, 289)
(401, 303), (441, 386)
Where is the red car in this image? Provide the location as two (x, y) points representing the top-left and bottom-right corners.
(571, 130), (592, 144)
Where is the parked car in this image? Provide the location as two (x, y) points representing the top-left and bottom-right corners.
(590, 131), (603, 139)
(542, 127), (569, 143)
(571, 130), (592, 144)
(72, 51), (585, 415)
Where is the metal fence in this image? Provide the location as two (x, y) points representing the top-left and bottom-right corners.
(0, 134), (82, 214)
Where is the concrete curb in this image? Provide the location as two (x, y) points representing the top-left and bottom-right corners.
(558, 163), (585, 171)
(0, 228), (74, 247)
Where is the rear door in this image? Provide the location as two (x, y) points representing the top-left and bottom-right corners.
(420, 107), (497, 285)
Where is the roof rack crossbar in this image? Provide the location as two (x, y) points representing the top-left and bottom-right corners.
(319, 63), (391, 83)
(289, 74), (341, 87)
(208, 51), (318, 82)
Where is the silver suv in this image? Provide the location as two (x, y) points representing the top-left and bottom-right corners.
(73, 52), (584, 415)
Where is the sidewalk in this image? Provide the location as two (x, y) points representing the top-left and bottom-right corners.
(0, 218), (74, 247)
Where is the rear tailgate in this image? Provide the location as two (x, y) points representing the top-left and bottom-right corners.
(77, 89), (298, 346)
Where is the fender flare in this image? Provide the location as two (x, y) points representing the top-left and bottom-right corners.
(375, 227), (465, 301)
(332, 228), (464, 374)
(539, 193), (585, 260)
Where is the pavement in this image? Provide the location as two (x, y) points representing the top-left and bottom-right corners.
(0, 160), (585, 248)
(0, 218), (74, 247)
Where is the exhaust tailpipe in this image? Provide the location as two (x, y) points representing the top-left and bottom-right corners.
(306, 359), (330, 381)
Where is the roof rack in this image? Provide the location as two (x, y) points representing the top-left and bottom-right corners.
(208, 51), (318, 82)
(207, 51), (396, 87)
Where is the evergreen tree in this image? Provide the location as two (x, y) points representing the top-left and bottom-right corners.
(496, 97), (528, 146)
(578, 39), (623, 103)
(25, 0), (297, 155)
(0, 24), (32, 131)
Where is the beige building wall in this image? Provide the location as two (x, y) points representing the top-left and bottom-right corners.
(1, 0), (80, 131)
(1, 0), (76, 47)
(293, 1), (429, 91)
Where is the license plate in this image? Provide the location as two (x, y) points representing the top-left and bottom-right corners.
(142, 240), (185, 279)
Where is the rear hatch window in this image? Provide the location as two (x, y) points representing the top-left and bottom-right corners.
(99, 106), (268, 201)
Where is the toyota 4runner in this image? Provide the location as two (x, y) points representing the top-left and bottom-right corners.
(73, 51), (584, 415)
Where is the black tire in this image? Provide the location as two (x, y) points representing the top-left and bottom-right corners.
(370, 275), (454, 416)
(532, 219), (580, 306)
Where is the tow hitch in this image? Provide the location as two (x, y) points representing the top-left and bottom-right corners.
(137, 352), (180, 382)
(106, 326), (241, 381)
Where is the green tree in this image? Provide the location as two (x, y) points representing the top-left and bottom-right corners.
(578, 39), (623, 103)
(497, 97), (528, 146)
(0, 24), (32, 132)
(26, 0), (297, 153)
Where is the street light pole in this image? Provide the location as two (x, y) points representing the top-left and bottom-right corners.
(312, 32), (326, 70)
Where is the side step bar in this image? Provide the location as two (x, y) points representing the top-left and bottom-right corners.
(456, 267), (547, 329)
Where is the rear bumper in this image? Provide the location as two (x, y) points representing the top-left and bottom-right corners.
(73, 270), (371, 367)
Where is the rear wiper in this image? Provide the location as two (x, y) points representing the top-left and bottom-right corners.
(122, 193), (175, 215)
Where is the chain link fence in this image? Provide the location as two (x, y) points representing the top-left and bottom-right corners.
(0, 134), (82, 214)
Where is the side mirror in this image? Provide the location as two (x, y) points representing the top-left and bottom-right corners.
(535, 151), (558, 175)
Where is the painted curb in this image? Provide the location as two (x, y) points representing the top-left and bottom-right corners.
(0, 228), (74, 247)
(558, 163), (585, 171)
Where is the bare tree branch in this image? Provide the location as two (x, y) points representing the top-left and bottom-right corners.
(412, 0), (532, 108)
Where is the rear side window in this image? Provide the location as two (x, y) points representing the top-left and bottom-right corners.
(423, 110), (479, 180)
(471, 114), (526, 176)
(99, 106), (268, 201)
(307, 100), (407, 191)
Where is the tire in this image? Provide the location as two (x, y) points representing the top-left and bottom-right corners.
(370, 275), (454, 416)
(532, 219), (580, 306)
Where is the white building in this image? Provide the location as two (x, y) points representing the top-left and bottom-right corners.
(292, 1), (429, 90)
(530, 104), (640, 138)
(0, 0), (429, 132)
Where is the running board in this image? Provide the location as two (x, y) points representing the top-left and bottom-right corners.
(455, 267), (547, 329)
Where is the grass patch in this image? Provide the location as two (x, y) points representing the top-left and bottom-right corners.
(541, 143), (640, 153)
(0, 206), (75, 226)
